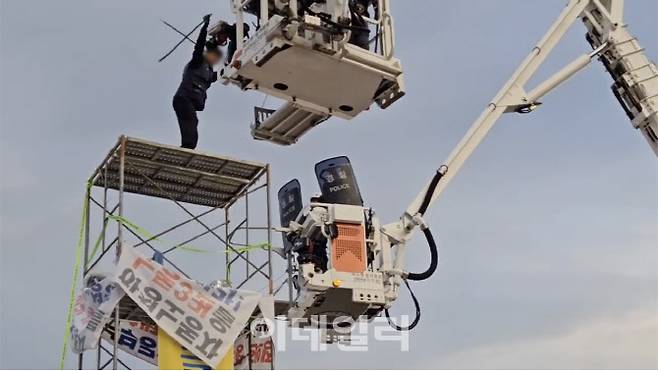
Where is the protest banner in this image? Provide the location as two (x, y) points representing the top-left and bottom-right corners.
(114, 247), (273, 368)
(71, 274), (125, 353)
(101, 320), (158, 365)
(233, 331), (273, 370)
(158, 328), (233, 370)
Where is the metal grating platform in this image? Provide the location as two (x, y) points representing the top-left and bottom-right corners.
(92, 137), (268, 208)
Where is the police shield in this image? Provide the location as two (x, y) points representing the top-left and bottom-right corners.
(314, 156), (363, 206)
(278, 179), (303, 251)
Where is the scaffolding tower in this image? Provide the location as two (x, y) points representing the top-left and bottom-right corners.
(76, 136), (286, 370)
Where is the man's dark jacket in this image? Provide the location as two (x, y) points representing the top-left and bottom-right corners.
(175, 19), (217, 111)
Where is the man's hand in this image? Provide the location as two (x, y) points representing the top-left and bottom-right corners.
(203, 14), (212, 23)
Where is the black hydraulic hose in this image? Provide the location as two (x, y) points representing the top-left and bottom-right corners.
(385, 167), (446, 330)
(384, 278), (420, 331)
(406, 227), (438, 281)
(418, 166), (447, 216)
(385, 227), (439, 330)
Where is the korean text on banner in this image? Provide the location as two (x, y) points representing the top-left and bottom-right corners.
(233, 332), (273, 370)
(114, 247), (270, 367)
(101, 320), (158, 365)
(158, 328), (233, 370)
(71, 274), (125, 353)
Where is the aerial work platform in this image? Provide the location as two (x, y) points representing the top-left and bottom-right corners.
(220, 0), (405, 145)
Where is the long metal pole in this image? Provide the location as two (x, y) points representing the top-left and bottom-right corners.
(266, 165), (273, 294)
(101, 167), (109, 259)
(113, 136), (126, 370)
(117, 136), (126, 263)
(161, 19), (196, 44)
(83, 192), (90, 284)
(78, 188), (91, 370)
(158, 20), (205, 63)
(266, 166), (275, 371)
(245, 192), (250, 279)
(225, 208), (231, 285)
(97, 165), (109, 370)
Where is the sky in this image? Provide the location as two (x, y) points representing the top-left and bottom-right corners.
(1, 0), (657, 369)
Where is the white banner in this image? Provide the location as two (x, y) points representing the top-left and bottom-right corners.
(114, 247), (272, 368)
(234, 330), (273, 370)
(101, 320), (158, 365)
(71, 274), (125, 353)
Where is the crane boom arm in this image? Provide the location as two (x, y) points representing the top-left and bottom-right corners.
(402, 0), (657, 229)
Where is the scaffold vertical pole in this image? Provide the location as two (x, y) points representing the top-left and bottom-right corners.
(266, 165), (273, 295)
(224, 207), (229, 285)
(113, 136), (126, 370)
(78, 186), (91, 370)
(97, 163), (109, 370)
(245, 192), (250, 279)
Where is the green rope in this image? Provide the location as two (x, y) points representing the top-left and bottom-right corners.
(106, 215), (270, 255)
(59, 181), (92, 369)
(60, 200), (270, 368)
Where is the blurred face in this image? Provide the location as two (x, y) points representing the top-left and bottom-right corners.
(205, 51), (222, 66)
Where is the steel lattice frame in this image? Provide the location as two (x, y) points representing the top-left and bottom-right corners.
(76, 136), (281, 370)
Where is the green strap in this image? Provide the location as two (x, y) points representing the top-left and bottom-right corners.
(106, 215), (270, 255)
(60, 185), (272, 368)
(59, 181), (91, 369)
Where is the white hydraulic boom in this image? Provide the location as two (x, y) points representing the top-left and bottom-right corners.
(399, 0), (657, 234)
(278, 0), (657, 335)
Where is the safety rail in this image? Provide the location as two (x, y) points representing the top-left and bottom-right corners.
(230, 0), (395, 59)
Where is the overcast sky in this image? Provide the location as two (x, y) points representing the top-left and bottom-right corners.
(1, 0), (657, 369)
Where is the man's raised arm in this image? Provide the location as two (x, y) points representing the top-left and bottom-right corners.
(191, 14), (211, 66)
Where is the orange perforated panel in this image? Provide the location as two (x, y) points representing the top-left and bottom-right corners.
(331, 223), (366, 273)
